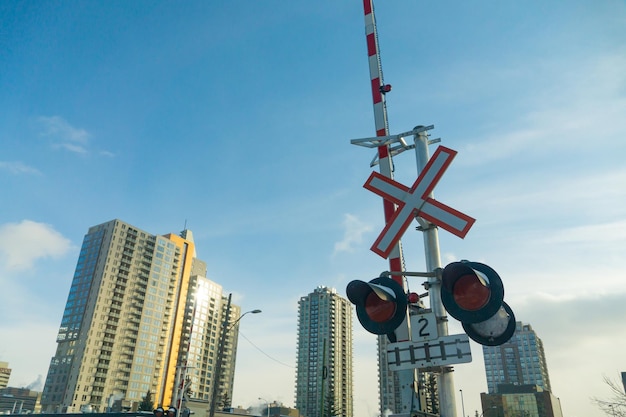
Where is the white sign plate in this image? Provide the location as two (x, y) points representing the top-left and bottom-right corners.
(410, 311), (439, 342)
(387, 334), (472, 371)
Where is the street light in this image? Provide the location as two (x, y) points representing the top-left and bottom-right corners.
(237, 309), (263, 325)
(459, 389), (466, 417)
(258, 397), (270, 417)
(209, 294), (261, 417)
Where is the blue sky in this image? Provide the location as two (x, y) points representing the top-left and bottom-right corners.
(1, 1), (625, 416)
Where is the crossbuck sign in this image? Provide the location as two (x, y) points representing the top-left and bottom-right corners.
(364, 146), (475, 259)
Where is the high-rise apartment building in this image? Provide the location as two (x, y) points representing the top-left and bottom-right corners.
(40, 220), (241, 413)
(482, 322), (551, 394)
(295, 287), (353, 417)
(0, 362), (10, 389)
(378, 332), (438, 415)
(178, 276), (240, 407)
(378, 337), (400, 414)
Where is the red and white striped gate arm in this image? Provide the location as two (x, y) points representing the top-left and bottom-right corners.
(362, 0), (404, 281)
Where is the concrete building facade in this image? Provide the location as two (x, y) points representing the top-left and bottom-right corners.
(295, 286), (353, 417)
(480, 384), (563, 417)
(482, 322), (551, 394)
(177, 276), (241, 409)
(40, 220), (241, 414)
(0, 387), (41, 414)
(0, 361), (11, 389)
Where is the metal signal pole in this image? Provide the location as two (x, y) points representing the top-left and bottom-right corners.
(357, 1), (460, 415)
(413, 131), (457, 417)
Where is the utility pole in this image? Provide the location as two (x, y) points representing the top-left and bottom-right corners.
(413, 130), (457, 417)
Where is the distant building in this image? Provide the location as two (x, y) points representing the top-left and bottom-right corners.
(0, 362), (10, 389)
(482, 322), (551, 394)
(40, 219), (242, 414)
(182, 276), (241, 407)
(0, 387), (41, 414)
(378, 337), (401, 414)
(481, 322), (559, 417)
(252, 400), (299, 417)
(378, 338), (438, 415)
(295, 286), (353, 417)
(480, 384), (563, 417)
(268, 403), (299, 417)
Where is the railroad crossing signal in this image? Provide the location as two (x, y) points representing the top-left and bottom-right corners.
(346, 277), (408, 337)
(441, 260), (516, 346)
(364, 146), (475, 259)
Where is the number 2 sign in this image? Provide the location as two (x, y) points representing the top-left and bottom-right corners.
(410, 311), (438, 341)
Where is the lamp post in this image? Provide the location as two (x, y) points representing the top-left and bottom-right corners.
(209, 294), (261, 417)
(459, 389), (466, 417)
(258, 397), (270, 417)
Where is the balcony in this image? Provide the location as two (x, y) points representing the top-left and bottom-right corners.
(122, 338), (137, 347)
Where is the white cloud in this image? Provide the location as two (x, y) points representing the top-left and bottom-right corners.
(37, 115), (93, 154)
(38, 115), (90, 144)
(36, 116), (116, 157)
(333, 214), (373, 255)
(0, 161), (41, 175)
(99, 150), (116, 157)
(543, 219), (626, 244)
(53, 142), (88, 154)
(454, 50), (626, 165)
(0, 220), (73, 270)
(0, 321), (58, 389)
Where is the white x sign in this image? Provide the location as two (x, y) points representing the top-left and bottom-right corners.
(364, 146), (475, 259)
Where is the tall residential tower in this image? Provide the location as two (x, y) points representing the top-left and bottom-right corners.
(295, 287), (353, 417)
(40, 220), (241, 413)
(482, 321), (551, 393)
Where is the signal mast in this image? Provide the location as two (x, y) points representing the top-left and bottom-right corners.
(351, 4), (517, 417)
(355, 1), (458, 416)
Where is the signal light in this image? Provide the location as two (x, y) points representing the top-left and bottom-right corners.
(407, 292), (420, 304)
(441, 260), (515, 346)
(346, 276), (408, 336)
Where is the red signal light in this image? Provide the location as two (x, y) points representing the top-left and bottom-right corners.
(346, 277), (408, 336)
(441, 260), (515, 346)
(452, 273), (491, 311)
(407, 292), (420, 304)
(441, 261), (504, 323)
(365, 291), (396, 322)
